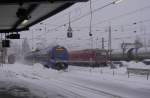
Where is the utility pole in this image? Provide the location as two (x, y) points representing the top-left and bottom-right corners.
(108, 25), (112, 61)
(143, 24), (147, 53)
(121, 41), (126, 59)
(102, 37), (104, 49)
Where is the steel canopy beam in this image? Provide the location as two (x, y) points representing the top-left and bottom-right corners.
(0, 28), (29, 33)
(0, 0), (88, 4)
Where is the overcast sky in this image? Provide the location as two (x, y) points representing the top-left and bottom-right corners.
(20, 0), (150, 52)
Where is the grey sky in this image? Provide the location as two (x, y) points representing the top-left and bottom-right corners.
(21, 0), (150, 52)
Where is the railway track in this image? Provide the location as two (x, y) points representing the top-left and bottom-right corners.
(51, 78), (124, 98)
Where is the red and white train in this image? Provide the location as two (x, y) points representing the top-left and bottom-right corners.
(69, 49), (108, 67)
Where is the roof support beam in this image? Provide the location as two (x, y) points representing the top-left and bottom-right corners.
(0, 0), (88, 4)
(0, 28), (29, 33)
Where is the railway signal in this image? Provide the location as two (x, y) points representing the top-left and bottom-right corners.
(2, 40), (10, 48)
(6, 33), (20, 39)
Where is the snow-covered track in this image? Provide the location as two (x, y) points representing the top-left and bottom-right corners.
(51, 78), (123, 98)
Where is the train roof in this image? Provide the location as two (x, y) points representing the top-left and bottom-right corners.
(70, 49), (108, 53)
(0, 0), (88, 33)
(26, 45), (67, 56)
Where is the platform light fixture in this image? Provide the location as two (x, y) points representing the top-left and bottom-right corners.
(113, 0), (125, 4)
(16, 7), (29, 25)
(21, 19), (29, 25)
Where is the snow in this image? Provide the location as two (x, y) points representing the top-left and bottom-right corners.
(126, 61), (150, 69)
(0, 62), (150, 98)
(67, 66), (150, 98)
(0, 63), (67, 98)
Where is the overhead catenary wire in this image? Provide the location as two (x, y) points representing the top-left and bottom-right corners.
(69, 18), (150, 30)
(42, 0), (102, 26)
(93, 4), (150, 26)
(40, 18), (150, 36)
(33, 16), (150, 46)
(46, 4), (150, 32)
(46, 1), (121, 32)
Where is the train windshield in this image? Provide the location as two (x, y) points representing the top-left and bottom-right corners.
(54, 47), (68, 60)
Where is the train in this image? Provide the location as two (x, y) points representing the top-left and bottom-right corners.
(69, 49), (108, 67)
(25, 45), (109, 70)
(111, 47), (150, 61)
(25, 45), (69, 70)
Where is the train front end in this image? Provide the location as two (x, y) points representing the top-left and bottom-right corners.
(49, 46), (69, 70)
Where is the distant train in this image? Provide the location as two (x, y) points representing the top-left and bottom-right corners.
(25, 45), (69, 70)
(111, 47), (150, 61)
(69, 49), (108, 67)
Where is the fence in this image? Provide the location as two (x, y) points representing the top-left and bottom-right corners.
(127, 68), (150, 80)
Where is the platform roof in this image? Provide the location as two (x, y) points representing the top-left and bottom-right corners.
(0, 0), (88, 33)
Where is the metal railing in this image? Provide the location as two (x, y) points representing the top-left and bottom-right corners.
(127, 68), (150, 80)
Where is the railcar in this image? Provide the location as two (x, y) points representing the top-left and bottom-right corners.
(69, 49), (108, 67)
(25, 45), (69, 70)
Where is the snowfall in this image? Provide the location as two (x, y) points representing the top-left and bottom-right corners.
(0, 61), (150, 98)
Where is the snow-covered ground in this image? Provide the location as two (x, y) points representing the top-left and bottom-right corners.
(0, 62), (150, 98)
(127, 61), (150, 69)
